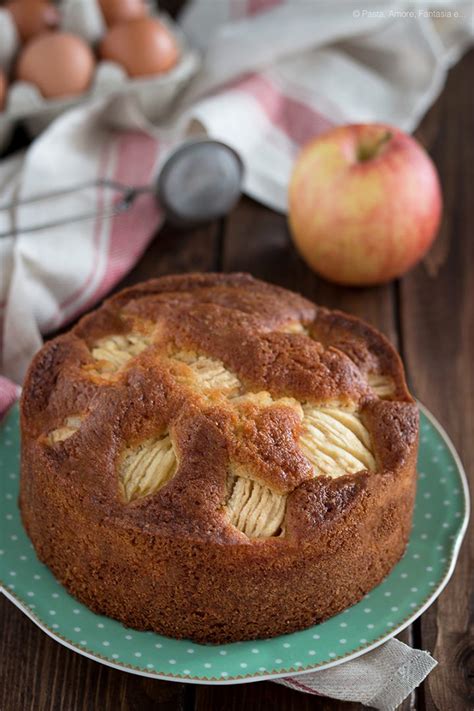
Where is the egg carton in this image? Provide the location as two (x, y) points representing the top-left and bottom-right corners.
(0, 0), (200, 152)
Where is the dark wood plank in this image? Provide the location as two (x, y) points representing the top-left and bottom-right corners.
(196, 679), (362, 711)
(0, 596), (190, 711)
(401, 49), (474, 711)
(115, 219), (221, 291)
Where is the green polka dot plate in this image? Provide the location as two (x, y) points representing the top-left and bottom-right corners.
(0, 402), (469, 684)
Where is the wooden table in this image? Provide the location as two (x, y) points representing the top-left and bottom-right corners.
(1, 43), (472, 711)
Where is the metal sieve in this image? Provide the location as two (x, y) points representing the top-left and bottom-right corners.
(0, 139), (244, 238)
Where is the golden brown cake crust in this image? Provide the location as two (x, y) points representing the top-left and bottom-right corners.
(20, 273), (418, 643)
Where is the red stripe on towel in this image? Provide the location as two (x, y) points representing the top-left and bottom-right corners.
(234, 73), (334, 147)
(0, 375), (21, 419)
(91, 131), (162, 303)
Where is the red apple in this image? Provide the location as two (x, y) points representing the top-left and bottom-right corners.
(288, 124), (442, 286)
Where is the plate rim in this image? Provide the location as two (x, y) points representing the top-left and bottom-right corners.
(0, 401), (470, 685)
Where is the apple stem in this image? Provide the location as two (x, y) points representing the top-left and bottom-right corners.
(357, 131), (393, 162)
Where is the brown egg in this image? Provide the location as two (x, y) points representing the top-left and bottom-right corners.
(0, 70), (7, 111)
(16, 32), (95, 99)
(6, 0), (60, 43)
(99, 0), (146, 27)
(100, 17), (179, 77)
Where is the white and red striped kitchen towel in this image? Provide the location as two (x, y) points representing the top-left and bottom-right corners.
(1, 0), (472, 384)
(0, 1), (471, 706)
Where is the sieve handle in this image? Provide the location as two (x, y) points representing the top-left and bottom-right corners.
(0, 179), (152, 238)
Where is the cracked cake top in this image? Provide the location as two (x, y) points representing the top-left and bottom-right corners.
(21, 273), (418, 544)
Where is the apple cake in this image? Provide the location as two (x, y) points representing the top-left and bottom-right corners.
(20, 273), (418, 643)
